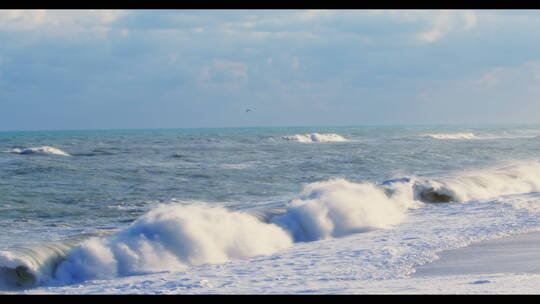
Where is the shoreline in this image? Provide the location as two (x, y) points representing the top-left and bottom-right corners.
(413, 231), (540, 277)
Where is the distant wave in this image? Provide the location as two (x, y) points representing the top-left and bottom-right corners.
(424, 132), (540, 140)
(281, 133), (348, 143)
(424, 133), (476, 140)
(5, 146), (71, 156)
(219, 163), (252, 170)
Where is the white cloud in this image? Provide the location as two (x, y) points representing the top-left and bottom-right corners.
(472, 60), (540, 89)
(199, 60), (248, 90)
(0, 9), (128, 38)
(0, 9), (47, 29)
(415, 10), (478, 43)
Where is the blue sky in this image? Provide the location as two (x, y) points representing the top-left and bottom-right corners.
(2, 10), (540, 130)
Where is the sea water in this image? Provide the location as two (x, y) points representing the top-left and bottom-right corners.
(2, 125), (540, 293)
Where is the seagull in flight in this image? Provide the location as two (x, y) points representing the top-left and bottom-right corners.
(245, 109), (252, 113)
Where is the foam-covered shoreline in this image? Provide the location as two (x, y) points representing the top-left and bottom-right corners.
(413, 230), (540, 277)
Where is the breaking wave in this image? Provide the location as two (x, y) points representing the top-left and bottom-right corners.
(5, 146), (71, 156)
(281, 133), (348, 143)
(1, 179), (419, 287)
(0, 233), (102, 289)
(271, 179), (419, 242)
(424, 133), (476, 140)
(54, 205), (293, 283)
(6, 160), (540, 287)
(413, 161), (540, 203)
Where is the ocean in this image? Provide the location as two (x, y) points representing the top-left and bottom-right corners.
(2, 124), (540, 293)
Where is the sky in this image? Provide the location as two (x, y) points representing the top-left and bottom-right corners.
(2, 9), (540, 131)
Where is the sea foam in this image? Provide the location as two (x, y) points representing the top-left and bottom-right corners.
(51, 179), (418, 283)
(7, 161), (540, 286)
(54, 204), (292, 282)
(272, 179), (419, 242)
(281, 133), (347, 143)
(6, 146), (71, 156)
(424, 133), (476, 140)
(413, 161), (540, 203)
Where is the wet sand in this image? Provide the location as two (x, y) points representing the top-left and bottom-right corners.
(414, 231), (540, 277)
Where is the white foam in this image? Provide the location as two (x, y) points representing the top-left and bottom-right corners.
(55, 204), (292, 282)
(424, 133), (476, 140)
(0, 240), (82, 288)
(12, 161), (540, 287)
(281, 133), (348, 143)
(272, 179), (420, 242)
(219, 163), (252, 170)
(10, 173), (540, 293)
(6, 146), (71, 156)
(51, 178), (421, 283)
(413, 161), (540, 203)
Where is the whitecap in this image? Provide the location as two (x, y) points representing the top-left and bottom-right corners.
(281, 133), (348, 143)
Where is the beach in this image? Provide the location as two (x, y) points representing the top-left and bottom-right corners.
(359, 231), (540, 294)
(414, 231), (540, 277)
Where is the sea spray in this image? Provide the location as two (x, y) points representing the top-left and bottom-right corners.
(272, 179), (420, 242)
(53, 179), (419, 283)
(424, 133), (476, 140)
(5, 146), (71, 156)
(413, 161), (540, 203)
(55, 204), (292, 282)
(0, 235), (95, 288)
(9, 160), (540, 286)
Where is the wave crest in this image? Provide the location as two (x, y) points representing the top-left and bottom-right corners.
(55, 204), (292, 283)
(272, 179), (419, 242)
(47, 179), (419, 284)
(8, 161), (540, 286)
(281, 133), (347, 143)
(425, 133), (476, 140)
(6, 146), (71, 156)
(413, 161), (540, 203)
(0, 237), (86, 289)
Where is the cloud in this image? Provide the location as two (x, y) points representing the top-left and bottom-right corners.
(1, 10), (540, 130)
(415, 60), (540, 124)
(199, 60), (248, 90)
(415, 10), (478, 43)
(0, 9), (128, 38)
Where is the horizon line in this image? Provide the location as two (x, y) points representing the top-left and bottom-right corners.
(1, 122), (540, 133)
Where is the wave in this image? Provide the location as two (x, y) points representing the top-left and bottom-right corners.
(0, 178), (418, 286)
(219, 163), (252, 170)
(281, 133), (348, 143)
(424, 133), (476, 140)
(53, 180), (417, 283)
(424, 132), (540, 140)
(5, 146), (71, 156)
(413, 161), (540, 203)
(54, 204), (293, 283)
(271, 179), (419, 242)
(0, 233), (102, 289)
(6, 161), (540, 287)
